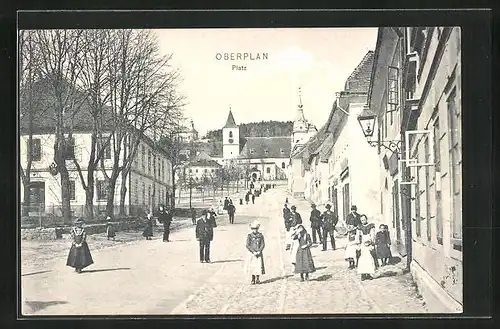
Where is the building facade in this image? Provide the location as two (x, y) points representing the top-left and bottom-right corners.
(368, 27), (462, 312)
(20, 131), (173, 217)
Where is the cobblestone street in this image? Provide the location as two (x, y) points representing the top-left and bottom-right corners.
(21, 185), (427, 316)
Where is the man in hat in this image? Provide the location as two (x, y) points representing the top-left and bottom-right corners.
(321, 203), (339, 251)
(227, 200), (236, 224)
(309, 203), (322, 244)
(196, 210), (216, 263)
(283, 203), (292, 231)
(158, 205), (173, 242)
(346, 205), (362, 228)
(289, 205), (303, 227)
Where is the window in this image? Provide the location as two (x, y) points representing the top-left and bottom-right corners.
(141, 146), (145, 170)
(387, 66), (399, 125)
(250, 149), (255, 154)
(204, 169), (208, 173)
(134, 179), (139, 204)
(332, 188), (338, 213)
(342, 184), (350, 222)
(63, 136), (75, 160)
(448, 89), (462, 249)
(142, 182), (146, 205)
(147, 150), (151, 174)
(415, 164), (422, 237)
(196, 169), (199, 173)
(281, 162), (286, 169)
(189, 168), (192, 173)
(211, 169), (214, 173)
(280, 149), (284, 154)
(424, 137), (432, 241)
(69, 180), (76, 200)
(229, 131), (233, 138)
(99, 136), (111, 159)
(162, 161), (165, 182)
(266, 167), (271, 174)
(434, 118), (443, 244)
(28, 138), (41, 161)
(96, 180), (108, 200)
(148, 185), (151, 206)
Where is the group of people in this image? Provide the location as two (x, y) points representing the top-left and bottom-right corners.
(222, 197), (237, 224)
(142, 205), (173, 242)
(282, 201), (392, 281)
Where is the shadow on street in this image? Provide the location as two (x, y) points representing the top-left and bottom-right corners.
(210, 259), (242, 264)
(312, 274), (333, 281)
(81, 267), (131, 273)
(22, 270), (52, 277)
(24, 300), (68, 313)
(260, 274), (293, 284)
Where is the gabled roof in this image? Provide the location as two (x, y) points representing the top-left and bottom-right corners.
(188, 159), (222, 168)
(344, 51), (375, 93)
(292, 124), (330, 169)
(223, 110), (238, 128)
(239, 136), (291, 159)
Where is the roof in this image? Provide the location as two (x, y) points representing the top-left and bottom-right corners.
(238, 136), (292, 159)
(188, 159), (222, 168)
(223, 110), (238, 128)
(344, 51), (375, 93)
(199, 141), (223, 157)
(292, 124), (330, 169)
(313, 133), (334, 162)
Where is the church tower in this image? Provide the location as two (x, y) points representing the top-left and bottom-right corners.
(292, 88), (311, 151)
(222, 108), (240, 159)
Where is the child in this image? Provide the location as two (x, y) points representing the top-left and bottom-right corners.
(358, 240), (376, 281)
(344, 225), (360, 269)
(292, 224), (316, 281)
(245, 220), (265, 285)
(142, 213), (154, 240)
(66, 217), (94, 273)
(375, 224), (392, 266)
(106, 216), (116, 241)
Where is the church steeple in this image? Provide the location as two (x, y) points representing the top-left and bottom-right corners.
(224, 107), (238, 128)
(294, 87), (307, 124)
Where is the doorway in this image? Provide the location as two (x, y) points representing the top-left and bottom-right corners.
(28, 181), (45, 212)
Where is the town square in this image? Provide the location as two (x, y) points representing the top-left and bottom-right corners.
(19, 26), (462, 315)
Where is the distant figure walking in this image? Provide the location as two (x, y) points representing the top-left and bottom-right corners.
(223, 197), (230, 211)
(196, 210), (217, 263)
(106, 216), (116, 241)
(292, 224), (316, 281)
(283, 203), (292, 231)
(191, 208), (197, 225)
(245, 220), (266, 285)
(285, 197), (289, 204)
(289, 205), (303, 227)
(66, 217), (94, 273)
(227, 202), (236, 224)
(245, 192), (250, 205)
(309, 203), (322, 244)
(321, 204), (338, 251)
(142, 213), (154, 240)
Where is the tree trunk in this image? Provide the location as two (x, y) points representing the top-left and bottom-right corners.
(171, 168), (176, 209)
(119, 167), (129, 216)
(84, 186), (95, 219)
(22, 179), (31, 216)
(58, 165), (72, 222)
(105, 177), (118, 217)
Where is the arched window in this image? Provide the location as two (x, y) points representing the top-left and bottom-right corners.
(229, 131), (233, 138)
(281, 162), (286, 169)
(266, 167), (271, 174)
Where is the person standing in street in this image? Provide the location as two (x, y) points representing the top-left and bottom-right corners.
(289, 205), (303, 227)
(321, 204), (338, 251)
(223, 197), (230, 211)
(357, 214), (377, 280)
(106, 216), (116, 241)
(158, 205), (172, 242)
(346, 205), (362, 228)
(191, 208), (197, 225)
(245, 220), (266, 285)
(66, 218), (94, 273)
(142, 213), (154, 240)
(245, 192), (250, 205)
(283, 203), (292, 231)
(196, 210), (216, 263)
(309, 203), (322, 244)
(344, 225), (361, 269)
(292, 224), (316, 281)
(227, 201), (236, 224)
(375, 224), (392, 266)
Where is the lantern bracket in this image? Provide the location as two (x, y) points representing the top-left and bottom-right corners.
(367, 139), (402, 154)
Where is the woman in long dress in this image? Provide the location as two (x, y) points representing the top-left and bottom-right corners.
(142, 213), (154, 240)
(357, 214), (377, 280)
(245, 220), (266, 285)
(66, 217), (94, 273)
(293, 224), (316, 281)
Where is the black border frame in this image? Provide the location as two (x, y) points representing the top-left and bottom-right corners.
(0, 6), (494, 329)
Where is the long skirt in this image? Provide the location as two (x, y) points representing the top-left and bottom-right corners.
(376, 243), (392, 259)
(294, 248), (316, 273)
(66, 242), (94, 269)
(344, 242), (359, 260)
(244, 252), (265, 275)
(142, 226), (153, 237)
(357, 246), (376, 275)
(289, 239), (300, 265)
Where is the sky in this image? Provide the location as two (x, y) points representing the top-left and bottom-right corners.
(155, 28), (378, 136)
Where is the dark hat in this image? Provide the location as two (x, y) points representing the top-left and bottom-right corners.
(325, 204), (331, 209)
(291, 205), (297, 210)
(311, 203), (316, 208)
(74, 217), (85, 224)
(351, 205), (357, 211)
(202, 209), (208, 215)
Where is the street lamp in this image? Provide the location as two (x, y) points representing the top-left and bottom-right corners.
(356, 104), (402, 155)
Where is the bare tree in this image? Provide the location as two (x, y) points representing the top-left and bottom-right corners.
(19, 30), (44, 216)
(33, 29), (87, 222)
(99, 29), (184, 217)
